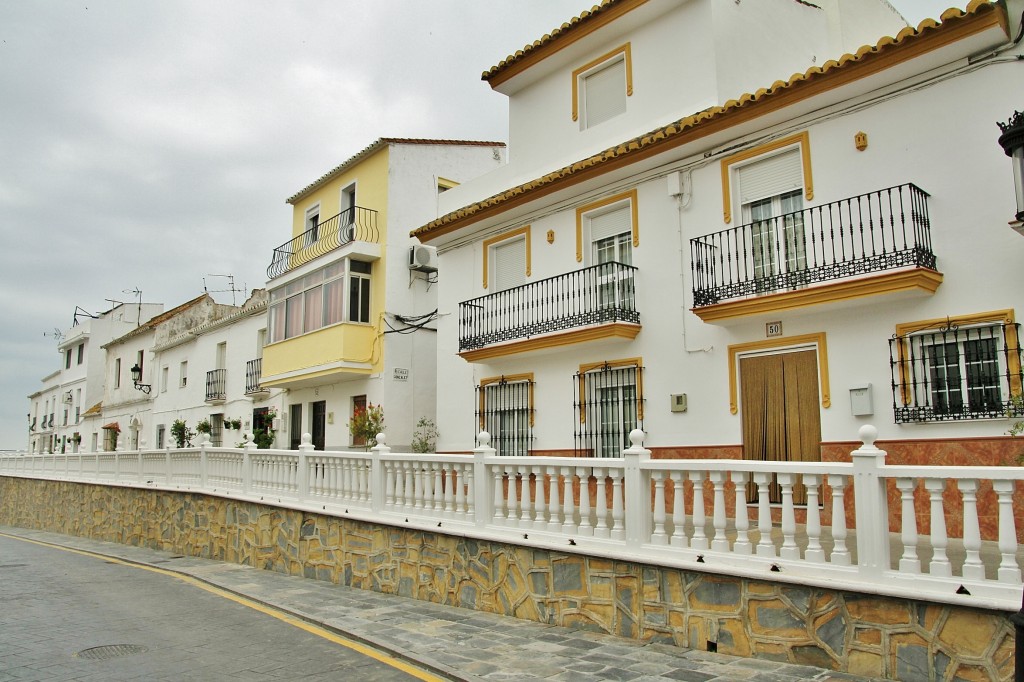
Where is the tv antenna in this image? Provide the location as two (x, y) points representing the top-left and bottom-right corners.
(203, 274), (246, 306)
(71, 306), (99, 327)
(123, 287), (143, 326)
(44, 327), (65, 347)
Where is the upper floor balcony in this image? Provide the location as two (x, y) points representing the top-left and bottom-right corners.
(266, 206), (379, 280)
(459, 261), (640, 361)
(244, 358), (268, 396)
(205, 369), (226, 403)
(690, 184), (940, 323)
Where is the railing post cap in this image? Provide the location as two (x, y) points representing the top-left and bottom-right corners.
(301, 432), (312, 446)
(197, 432), (210, 445)
(477, 431), (491, 447)
(628, 429), (645, 448)
(375, 432), (386, 446)
(858, 424), (878, 447)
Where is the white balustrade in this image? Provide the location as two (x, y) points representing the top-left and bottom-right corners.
(3, 427), (1023, 610)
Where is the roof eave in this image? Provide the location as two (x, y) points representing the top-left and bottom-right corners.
(416, 1), (1010, 243)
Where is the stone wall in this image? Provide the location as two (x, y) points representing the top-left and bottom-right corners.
(0, 476), (1013, 682)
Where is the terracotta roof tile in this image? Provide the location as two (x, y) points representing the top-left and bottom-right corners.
(482, 0), (629, 84)
(415, 1), (1005, 241)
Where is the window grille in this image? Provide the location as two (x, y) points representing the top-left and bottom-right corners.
(574, 362), (644, 457)
(475, 377), (534, 456)
(889, 321), (1023, 423)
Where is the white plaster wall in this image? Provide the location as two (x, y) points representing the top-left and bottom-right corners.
(440, 0), (907, 228)
(434, 33), (1024, 453)
(381, 142), (506, 448)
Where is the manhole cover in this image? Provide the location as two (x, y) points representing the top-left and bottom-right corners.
(75, 644), (149, 660)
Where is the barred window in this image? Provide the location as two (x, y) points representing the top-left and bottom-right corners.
(890, 319), (1022, 423)
(574, 360), (644, 457)
(476, 375), (534, 456)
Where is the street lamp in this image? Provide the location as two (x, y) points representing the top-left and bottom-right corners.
(997, 109), (1024, 223)
(130, 363), (151, 394)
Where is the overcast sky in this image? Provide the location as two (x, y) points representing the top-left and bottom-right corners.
(0, 0), (961, 450)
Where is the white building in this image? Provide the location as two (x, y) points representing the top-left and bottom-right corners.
(415, 0), (1024, 476)
(27, 301), (163, 454)
(150, 289), (286, 449)
(101, 295), (236, 451)
(260, 138), (505, 451)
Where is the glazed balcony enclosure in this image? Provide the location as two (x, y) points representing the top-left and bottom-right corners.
(458, 261), (640, 360)
(266, 206), (380, 280)
(690, 184), (940, 322)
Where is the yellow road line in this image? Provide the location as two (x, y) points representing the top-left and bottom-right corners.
(0, 532), (448, 682)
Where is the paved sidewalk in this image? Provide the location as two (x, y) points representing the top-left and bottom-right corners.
(0, 526), (884, 682)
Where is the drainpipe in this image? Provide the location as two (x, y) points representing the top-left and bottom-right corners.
(669, 169), (713, 355)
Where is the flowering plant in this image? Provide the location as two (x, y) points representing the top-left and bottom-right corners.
(348, 403), (384, 449)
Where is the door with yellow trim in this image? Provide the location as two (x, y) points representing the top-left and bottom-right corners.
(740, 350), (821, 503)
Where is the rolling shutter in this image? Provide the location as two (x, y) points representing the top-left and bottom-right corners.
(492, 238), (526, 292)
(736, 148), (802, 205)
(584, 59), (626, 127)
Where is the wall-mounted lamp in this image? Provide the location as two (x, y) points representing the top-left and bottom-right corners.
(996, 110), (1024, 223)
(130, 363), (152, 394)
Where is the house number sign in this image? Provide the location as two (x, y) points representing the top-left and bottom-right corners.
(766, 321), (783, 337)
(393, 368), (409, 382)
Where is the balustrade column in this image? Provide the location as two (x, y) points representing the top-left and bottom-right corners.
(803, 474), (824, 563)
(670, 472), (689, 549)
(370, 434), (388, 513)
(850, 426), (889, 577)
(297, 436), (313, 501)
(473, 433), (496, 529)
(895, 477), (920, 573)
(622, 429), (650, 549)
(651, 471), (667, 545)
(957, 479), (985, 580)
(709, 471), (728, 552)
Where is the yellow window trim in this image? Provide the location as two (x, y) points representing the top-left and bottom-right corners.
(482, 225), (531, 290)
(577, 357), (644, 424)
(893, 309), (1020, 405)
(727, 333), (830, 415)
(437, 176), (458, 190)
(478, 373), (535, 430)
(720, 131), (813, 224)
(575, 189), (639, 263)
(572, 43), (633, 123)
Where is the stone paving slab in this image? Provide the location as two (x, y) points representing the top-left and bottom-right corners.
(0, 526), (886, 682)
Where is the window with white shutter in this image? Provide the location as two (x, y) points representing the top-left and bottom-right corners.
(492, 237), (527, 292)
(573, 44), (632, 130)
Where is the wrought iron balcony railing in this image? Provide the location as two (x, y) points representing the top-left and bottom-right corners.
(205, 369), (227, 402)
(266, 206), (380, 280)
(245, 358), (267, 395)
(690, 184), (933, 306)
(459, 261), (639, 352)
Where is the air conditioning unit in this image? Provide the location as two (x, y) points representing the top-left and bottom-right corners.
(408, 245), (438, 273)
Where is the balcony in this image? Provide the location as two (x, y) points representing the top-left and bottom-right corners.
(266, 206), (379, 280)
(205, 369), (226, 403)
(459, 262), (640, 361)
(690, 184), (940, 322)
(245, 358), (268, 396)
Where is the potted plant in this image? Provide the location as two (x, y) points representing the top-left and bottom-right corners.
(411, 417), (439, 453)
(348, 403), (384, 449)
(170, 419), (193, 448)
(196, 418), (212, 435)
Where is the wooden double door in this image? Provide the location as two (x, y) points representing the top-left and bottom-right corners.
(739, 349), (821, 504)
